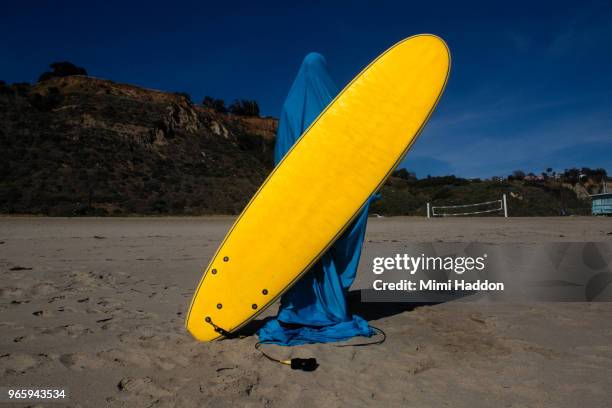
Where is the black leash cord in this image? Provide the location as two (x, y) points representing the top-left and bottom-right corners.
(204, 316), (239, 339)
(255, 342), (291, 366)
(254, 326), (386, 371)
(334, 326), (386, 347)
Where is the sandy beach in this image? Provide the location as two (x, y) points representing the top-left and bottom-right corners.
(1, 216), (612, 407)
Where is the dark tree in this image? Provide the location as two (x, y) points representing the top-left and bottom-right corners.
(202, 96), (227, 113)
(0, 80), (11, 95)
(393, 168), (417, 181)
(228, 99), (260, 117)
(38, 61), (88, 82)
(562, 168), (580, 184)
(511, 170), (525, 180)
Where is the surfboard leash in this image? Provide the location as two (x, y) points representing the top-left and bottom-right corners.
(204, 316), (240, 339)
(204, 316), (386, 371)
(204, 316), (318, 370)
(254, 326), (386, 371)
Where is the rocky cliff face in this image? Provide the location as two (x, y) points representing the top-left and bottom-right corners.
(0, 76), (277, 215)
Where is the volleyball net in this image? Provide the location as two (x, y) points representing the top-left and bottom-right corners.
(427, 194), (508, 217)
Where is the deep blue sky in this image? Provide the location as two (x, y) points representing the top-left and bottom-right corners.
(2, 0), (611, 178)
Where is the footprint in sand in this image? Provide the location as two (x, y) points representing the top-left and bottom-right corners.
(13, 334), (33, 343)
(203, 370), (260, 398)
(117, 326), (189, 349)
(0, 287), (26, 300)
(0, 353), (43, 375)
(48, 295), (66, 303)
(32, 309), (53, 317)
(63, 270), (119, 291)
(116, 377), (172, 402)
(30, 282), (58, 297)
(40, 324), (94, 338)
(55, 305), (78, 313)
(0, 321), (24, 330)
(100, 346), (186, 371)
(96, 316), (119, 331)
(99, 348), (154, 369)
(1, 283), (58, 302)
(410, 357), (437, 375)
(92, 297), (124, 310)
(58, 349), (167, 372)
(8, 266), (33, 271)
(59, 352), (105, 371)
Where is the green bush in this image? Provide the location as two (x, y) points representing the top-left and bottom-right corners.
(38, 61), (87, 82)
(202, 96), (227, 113)
(228, 99), (260, 116)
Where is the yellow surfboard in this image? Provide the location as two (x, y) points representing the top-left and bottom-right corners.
(186, 34), (450, 341)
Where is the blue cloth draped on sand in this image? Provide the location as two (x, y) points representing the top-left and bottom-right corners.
(258, 52), (376, 346)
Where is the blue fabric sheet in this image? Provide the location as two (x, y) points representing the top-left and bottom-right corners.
(258, 52), (376, 346)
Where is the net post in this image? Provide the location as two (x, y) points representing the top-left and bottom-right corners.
(426, 202), (430, 218)
(503, 194), (508, 217)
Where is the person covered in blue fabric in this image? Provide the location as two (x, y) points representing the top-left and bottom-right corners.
(257, 52), (379, 346)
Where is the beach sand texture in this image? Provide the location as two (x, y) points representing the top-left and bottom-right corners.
(1, 217), (612, 407)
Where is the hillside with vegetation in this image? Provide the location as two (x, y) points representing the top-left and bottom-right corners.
(0, 62), (607, 216)
(0, 63), (275, 216)
(371, 168), (608, 216)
